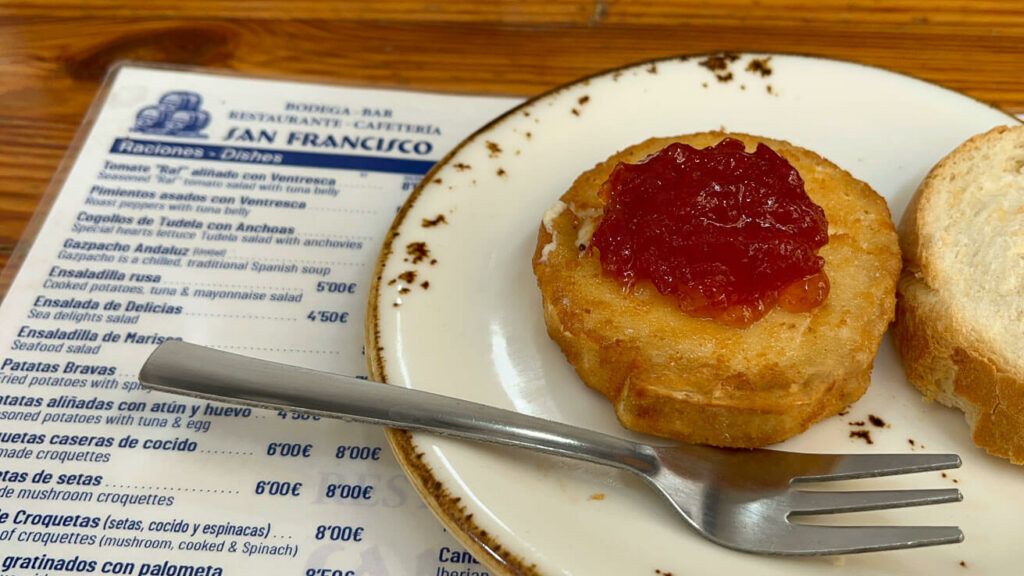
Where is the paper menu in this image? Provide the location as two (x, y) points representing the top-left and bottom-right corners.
(0, 64), (520, 574)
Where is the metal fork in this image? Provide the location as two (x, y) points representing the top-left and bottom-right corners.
(139, 340), (963, 556)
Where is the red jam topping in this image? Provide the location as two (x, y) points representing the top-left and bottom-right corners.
(590, 138), (829, 327)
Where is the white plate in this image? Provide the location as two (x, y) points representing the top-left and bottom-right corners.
(367, 54), (1020, 575)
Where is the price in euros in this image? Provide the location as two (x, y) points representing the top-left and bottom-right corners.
(315, 525), (364, 542)
(335, 445), (381, 460)
(316, 281), (357, 294)
(255, 480), (302, 497)
(306, 310), (349, 323)
(277, 411), (320, 421)
(324, 483), (374, 500)
(266, 442), (313, 457)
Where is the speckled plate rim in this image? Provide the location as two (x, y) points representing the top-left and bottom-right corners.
(365, 52), (1021, 576)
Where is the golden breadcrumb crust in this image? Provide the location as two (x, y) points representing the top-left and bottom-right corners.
(533, 131), (901, 448)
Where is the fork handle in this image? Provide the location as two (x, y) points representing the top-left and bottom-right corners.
(139, 341), (659, 474)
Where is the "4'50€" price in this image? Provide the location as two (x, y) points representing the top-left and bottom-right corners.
(306, 310), (349, 323)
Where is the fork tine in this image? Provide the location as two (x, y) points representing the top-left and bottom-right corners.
(793, 453), (961, 482)
(774, 524), (964, 555)
(788, 488), (961, 515)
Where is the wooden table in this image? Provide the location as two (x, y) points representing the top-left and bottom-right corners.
(3, 0), (1024, 276)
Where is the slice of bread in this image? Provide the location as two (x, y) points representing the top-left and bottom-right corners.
(533, 132), (901, 448)
(894, 125), (1024, 464)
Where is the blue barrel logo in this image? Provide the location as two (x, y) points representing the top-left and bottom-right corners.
(132, 91), (210, 137)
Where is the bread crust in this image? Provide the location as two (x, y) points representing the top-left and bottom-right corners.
(533, 131), (901, 448)
(894, 125), (1024, 464)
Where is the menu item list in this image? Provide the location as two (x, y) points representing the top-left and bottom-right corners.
(0, 65), (518, 574)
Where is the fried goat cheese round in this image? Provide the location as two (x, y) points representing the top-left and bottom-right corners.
(532, 132), (901, 448)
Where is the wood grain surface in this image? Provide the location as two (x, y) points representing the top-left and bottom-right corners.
(3, 1), (1024, 275)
